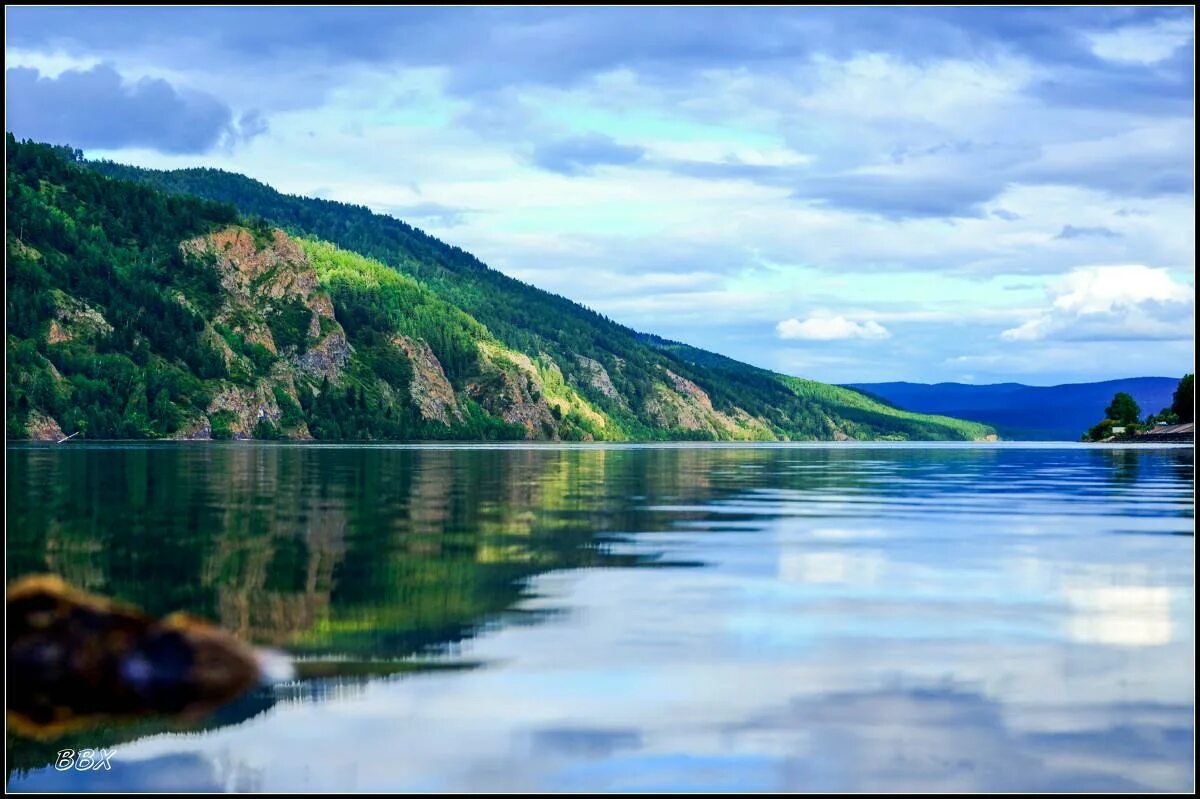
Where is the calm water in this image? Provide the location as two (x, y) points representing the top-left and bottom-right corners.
(6, 443), (1195, 792)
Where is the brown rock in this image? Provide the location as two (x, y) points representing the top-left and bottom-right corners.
(576, 356), (623, 403)
(207, 381), (283, 438)
(44, 291), (113, 346)
(391, 336), (463, 425)
(171, 416), (213, 440)
(181, 225), (350, 378)
(643, 368), (774, 440)
(470, 343), (557, 439)
(25, 411), (65, 441)
(297, 330), (350, 383)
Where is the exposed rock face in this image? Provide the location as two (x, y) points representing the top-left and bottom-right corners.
(182, 226), (349, 382)
(266, 367), (314, 440)
(392, 336), (463, 426)
(183, 228), (282, 356)
(45, 291), (113, 346)
(576, 356), (621, 402)
(201, 325), (246, 375)
(537, 354), (607, 432)
(296, 329), (350, 383)
(10, 238), (41, 261)
(25, 411), (65, 441)
(204, 377), (312, 440)
(644, 384), (707, 432)
(183, 227), (309, 297)
(643, 369), (774, 440)
(665, 370), (715, 411)
(171, 416), (213, 441)
(46, 321), (69, 345)
(207, 382), (283, 439)
(173, 226), (349, 440)
(470, 342), (557, 439)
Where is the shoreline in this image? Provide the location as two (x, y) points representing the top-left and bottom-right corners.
(6, 439), (1195, 450)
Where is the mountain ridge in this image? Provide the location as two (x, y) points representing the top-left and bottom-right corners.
(847, 378), (1181, 441)
(6, 136), (994, 442)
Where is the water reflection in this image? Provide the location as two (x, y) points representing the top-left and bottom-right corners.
(8, 446), (663, 658)
(7, 443), (1195, 791)
(1062, 566), (1176, 647)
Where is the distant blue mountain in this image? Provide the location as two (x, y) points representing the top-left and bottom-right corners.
(846, 377), (1181, 441)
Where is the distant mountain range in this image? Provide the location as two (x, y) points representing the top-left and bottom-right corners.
(847, 378), (1181, 441)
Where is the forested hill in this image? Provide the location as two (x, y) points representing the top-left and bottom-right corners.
(6, 136), (993, 442)
(848, 378), (1180, 440)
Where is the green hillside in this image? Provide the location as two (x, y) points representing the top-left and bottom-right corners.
(6, 137), (994, 441)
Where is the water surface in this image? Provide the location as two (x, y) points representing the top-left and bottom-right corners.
(6, 443), (1195, 791)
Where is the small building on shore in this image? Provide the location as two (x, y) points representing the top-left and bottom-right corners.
(1134, 422), (1194, 444)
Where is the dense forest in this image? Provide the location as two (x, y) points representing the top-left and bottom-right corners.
(7, 136), (994, 441)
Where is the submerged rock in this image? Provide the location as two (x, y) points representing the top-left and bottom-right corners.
(7, 575), (266, 738)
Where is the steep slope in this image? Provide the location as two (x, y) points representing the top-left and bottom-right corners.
(6, 137), (993, 441)
(849, 378), (1181, 440)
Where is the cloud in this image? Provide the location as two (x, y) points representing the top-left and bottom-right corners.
(1001, 265), (1194, 342)
(789, 170), (1007, 219)
(777, 315), (891, 341)
(379, 202), (474, 228)
(5, 64), (258, 153)
(1055, 225), (1120, 240)
(5, 8), (1190, 89)
(1021, 121), (1195, 197)
(1087, 16), (1195, 65)
(236, 109), (269, 141)
(531, 134), (644, 175)
(3, 7), (1192, 384)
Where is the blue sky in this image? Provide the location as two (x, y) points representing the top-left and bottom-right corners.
(5, 7), (1194, 384)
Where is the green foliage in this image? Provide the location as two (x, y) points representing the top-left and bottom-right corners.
(5, 136), (237, 438)
(253, 417), (283, 440)
(5, 138), (998, 442)
(1171, 374), (1193, 423)
(266, 299), (314, 353)
(1145, 409), (1179, 426)
(359, 343), (412, 391)
(1105, 392), (1141, 426)
(778, 376), (994, 441)
(210, 410), (238, 440)
(273, 384), (306, 431)
(84, 157), (997, 442)
(301, 239), (484, 386)
(213, 323), (273, 379)
(1146, 374), (1195, 428)
(247, 216), (275, 250)
(1084, 419), (1115, 442)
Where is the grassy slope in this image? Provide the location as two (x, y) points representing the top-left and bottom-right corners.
(652, 336), (993, 440)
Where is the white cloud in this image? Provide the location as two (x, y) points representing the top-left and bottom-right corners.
(643, 140), (813, 167)
(777, 314), (891, 341)
(800, 53), (1034, 124)
(22, 8), (1190, 385)
(945, 338), (1195, 381)
(1001, 265), (1194, 342)
(1087, 17), (1194, 65)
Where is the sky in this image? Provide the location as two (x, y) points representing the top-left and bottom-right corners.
(5, 7), (1195, 385)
